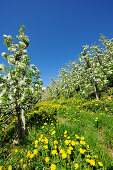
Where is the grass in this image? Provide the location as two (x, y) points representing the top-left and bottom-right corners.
(0, 88), (113, 169)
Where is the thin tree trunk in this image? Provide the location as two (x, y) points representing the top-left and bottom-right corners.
(22, 109), (25, 137)
(15, 80), (25, 142)
(16, 107), (25, 142)
(94, 83), (101, 100)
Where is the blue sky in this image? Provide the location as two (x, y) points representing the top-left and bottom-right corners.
(0, 0), (113, 87)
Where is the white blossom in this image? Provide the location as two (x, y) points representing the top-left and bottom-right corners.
(8, 47), (16, 52)
(1, 52), (7, 57)
(108, 71), (112, 74)
(97, 63), (100, 67)
(14, 88), (16, 93)
(8, 58), (15, 65)
(0, 64), (5, 70)
(19, 79), (25, 85)
(8, 73), (11, 81)
(15, 44), (19, 48)
(3, 34), (8, 38)
(3, 75), (7, 79)
(22, 49), (27, 53)
(9, 94), (13, 100)
(0, 88), (6, 97)
(19, 35), (23, 39)
(35, 84), (39, 87)
(19, 41), (26, 48)
(30, 64), (35, 67)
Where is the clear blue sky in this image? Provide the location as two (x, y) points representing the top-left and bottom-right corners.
(0, 0), (113, 87)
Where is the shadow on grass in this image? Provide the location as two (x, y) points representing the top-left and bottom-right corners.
(1, 109), (56, 146)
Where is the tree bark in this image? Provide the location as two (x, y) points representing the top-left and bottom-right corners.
(94, 83), (101, 100)
(16, 106), (25, 142)
(22, 109), (25, 137)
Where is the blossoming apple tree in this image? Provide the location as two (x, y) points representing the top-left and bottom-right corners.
(42, 34), (113, 100)
(0, 25), (43, 141)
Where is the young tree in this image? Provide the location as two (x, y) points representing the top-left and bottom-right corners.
(0, 25), (43, 142)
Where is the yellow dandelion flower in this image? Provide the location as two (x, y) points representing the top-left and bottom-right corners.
(75, 163), (79, 169)
(39, 137), (41, 141)
(75, 142), (79, 145)
(27, 150), (30, 157)
(34, 149), (38, 154)
(40, 134), (43, 138)
(87, 155), (91, 158)
(35, 144), (37, 148)
(35, 140), (38, 145)
(80, 141), (86, 145)
(87, 145), (90, 148)
(23, 164), (27, 168)
(0, 166), (2, 170)
(51, 130), (56, 135)
(65, 140), (70, 145)
(79, 148), (86, 154)
(94, 155), (98, 159)
(45, 137), (48, 144)
(20, 158), (23, 162)
(60, 149), (65, 153)
(54, 140), (58, 145)
(64, 130), (67, 134)
(98, 162), (103, 167)
(54, 145), (57, 149)
(69, 146), (73, 150)
(75, 135), (79, 139)
(95, 117), (98, 121)
(43, 145), (48, 149)
(8, 165), (12, 170)
(67, 136), (70, 139)
(45, 157), (49, 163)
(71, 141), (76, 146)
(86, 159), (90, 163)
(62, 152), (67, 158)
(30, 154), (34, 159)
(81, 137), (84, 140)
(68, 149), (71, 154)
(51, 164), (56, 170)
(105, 108), (108, 111)
(89, 159), (95, 166)
(52, 150), (57, 155)
(15, 149), (18, 153)
(41, 139), (44, 142)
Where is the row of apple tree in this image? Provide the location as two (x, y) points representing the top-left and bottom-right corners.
(42, 34), (113, 100)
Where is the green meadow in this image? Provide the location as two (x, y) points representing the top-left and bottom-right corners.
(0, 88), (113, 170)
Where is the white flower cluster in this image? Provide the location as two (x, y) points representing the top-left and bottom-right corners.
(1, 52), (8, 59)
(3, 35), (12, 39)
(1, 52), (6, 57)
(8, 46), (16, 52)
(19, 41), (26, 48)
(0, 64), (5, 73)
(8, 57), (15, 65)
(22, 49), (27, 54)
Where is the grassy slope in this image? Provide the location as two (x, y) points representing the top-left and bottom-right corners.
(0, 88), (113, 169)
